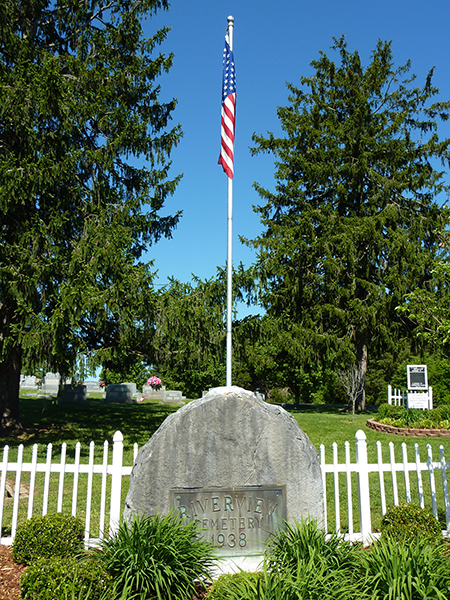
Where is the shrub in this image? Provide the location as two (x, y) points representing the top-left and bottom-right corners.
(206, 568), (300, 600)
(391, 418), (406, 428)
(426, 405), (450, 423)
(263, 520), (365, 600)
(380, 503), (442, 545)
(378, 417), (395, 425)
(13, 514), (84, 565)
(417, 418), (438, 429)
(376, 405), (450, 430)
(376, 404), (406, 420)
(265, 518), (357, 573)
(96, 513), (216, 600)
(361, 536), (450, 600)
(268, 388), (292, 405)
(207, 572), (264, 600)
(20, 556), (112, 600)
(403, 408), (425, 426)
(377, 403), (393, 419)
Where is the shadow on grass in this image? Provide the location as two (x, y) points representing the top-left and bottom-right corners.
(0, 396), (179, 450)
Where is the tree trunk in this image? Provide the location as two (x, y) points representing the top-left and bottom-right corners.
(354, 343), (367, 412)
(0, 346), (22, 429)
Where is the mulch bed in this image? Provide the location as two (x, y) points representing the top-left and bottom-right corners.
(0, 545), (212, 600)
(0, 545), (26, 600)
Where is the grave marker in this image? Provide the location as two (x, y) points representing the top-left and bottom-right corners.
(124, 386), (324, 558)
(105, 383), (136, 403)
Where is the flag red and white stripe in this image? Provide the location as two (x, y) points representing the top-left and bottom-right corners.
(218, 32), (236, 179)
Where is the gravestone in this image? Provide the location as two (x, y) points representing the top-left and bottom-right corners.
(142, 385), (166, 401)
(42, 373), (60, 396)
(105, 383), (136, 403)
(20, 375), (38, 390)
(162, 390), (184, 405)
(84, 380), (103, 394)
(59, 384), (87, 404)
(124, 386), (324, 558)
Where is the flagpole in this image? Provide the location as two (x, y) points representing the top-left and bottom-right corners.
(226, 15), (234, 387)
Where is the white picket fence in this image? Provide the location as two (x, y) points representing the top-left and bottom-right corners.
(387, 385), (433, 410)
(0, 431), (137, 546)
(1, 429), (450, 547)
(387, 385), (406, 406)
(320, 430), (450, 543)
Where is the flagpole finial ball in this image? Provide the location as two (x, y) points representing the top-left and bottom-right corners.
(227, 15), (234, 23)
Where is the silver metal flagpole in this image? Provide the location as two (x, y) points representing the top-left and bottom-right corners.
(226, 15), (234, 387)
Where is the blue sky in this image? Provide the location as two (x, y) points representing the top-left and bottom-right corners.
(142, 0), (450, 313)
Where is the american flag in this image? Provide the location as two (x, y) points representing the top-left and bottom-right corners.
(218, 31), (236, 179)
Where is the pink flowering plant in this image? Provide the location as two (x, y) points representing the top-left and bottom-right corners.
(147, 376), (162, 390)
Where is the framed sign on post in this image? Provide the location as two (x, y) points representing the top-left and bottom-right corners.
(407, 391), (429, 410)
(406, 365), (428, 390)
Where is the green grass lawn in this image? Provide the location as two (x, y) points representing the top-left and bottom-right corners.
(0, 395), (180, 539)
(1, 396), (449, 539)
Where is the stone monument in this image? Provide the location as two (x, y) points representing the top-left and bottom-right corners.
(104, 383), (136, 403)
(124, 386), (324, 559)
(59, 384), (87, 404)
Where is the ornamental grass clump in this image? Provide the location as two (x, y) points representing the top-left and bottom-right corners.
(12, 514), (84, 565)
(207, 567), (301, 600)
(96, 512), (216, 600)
(265, 518), (357, 573)
(263, 519), (366, 600)
(361, 536), (450, 600)
(208, 519), (450, 600)
(206, 572), (267, 600)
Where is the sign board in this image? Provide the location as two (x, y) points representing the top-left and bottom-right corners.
(407, 392), (430, 410)
(171, 485), (286, 556)
(407, 365), (428, 390)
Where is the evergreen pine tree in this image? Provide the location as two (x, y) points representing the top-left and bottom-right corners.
(0, 0), (182, 427)
(248, 38), (450, 409)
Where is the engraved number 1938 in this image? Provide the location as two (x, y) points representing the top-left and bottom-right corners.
(211, 533), (247, 548)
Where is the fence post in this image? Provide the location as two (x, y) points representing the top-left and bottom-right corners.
(355, 429), (372, 544)
(109, 431), (124, 537)
(387, 385), (392, 405)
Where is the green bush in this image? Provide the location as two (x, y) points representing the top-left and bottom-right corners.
(391, 418), (406, 428)
(207, 572), (264, 600)
(376, 405), (450, 430)
(13, 514), (84, 565)
(263, 520), (365, 600)
(380, 503), (442, 545)
(361, 536), (450, 600)
(207, 568), (298, 600)
(376, 404), (406, 420)
(417, 419), (438, 429)
(268, 388), (293, 405)
(20, 556), (112, 600)
(208, 520), (450, 600)
(96, 513), (216, 600)
(428, 405), (450, 422)
(265, 519), (349, 571)
(404, 408), (426, 426)
(376, 403), (392, 419)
